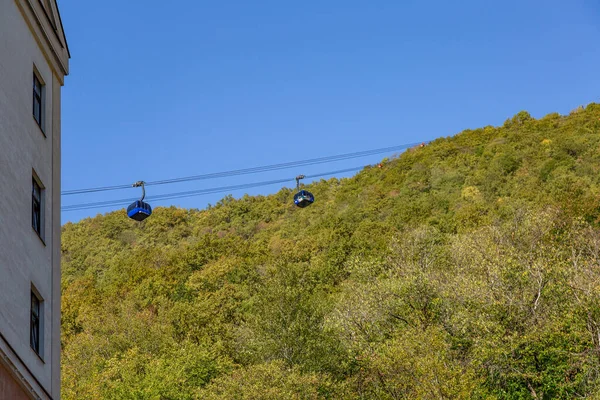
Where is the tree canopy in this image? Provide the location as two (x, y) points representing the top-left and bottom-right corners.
(62, 104), (600, 399)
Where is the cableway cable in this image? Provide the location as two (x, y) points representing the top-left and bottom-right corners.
(61, 142), (426, 196)
(62, 166), (366, 212)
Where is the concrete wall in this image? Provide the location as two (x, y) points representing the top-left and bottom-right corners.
(0, 0), (68, 399)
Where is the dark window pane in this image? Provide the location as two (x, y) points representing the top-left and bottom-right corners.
(32, 204), (40, 234)
(31, 293), (39, 317)
(33, 180), (40, 201)
(30, 293), (40, 354)
(33, 74), (42, 127)
(33, 75), (42, 95)
(33, 100), (41, 125)
(32, 179), (41, 235)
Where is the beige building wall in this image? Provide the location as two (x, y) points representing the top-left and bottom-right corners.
(0, 0), (68, 399)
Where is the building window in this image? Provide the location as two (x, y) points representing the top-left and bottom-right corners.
(32, 177), (43, 238)
(30, 291), (41, 355)
(33, 73), (43, 129)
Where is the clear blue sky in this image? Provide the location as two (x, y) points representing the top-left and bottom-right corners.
(59, 0), (600, 223)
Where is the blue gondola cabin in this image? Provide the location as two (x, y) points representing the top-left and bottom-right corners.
(127, 200), (152, 221)
(294, 190), (314, 208)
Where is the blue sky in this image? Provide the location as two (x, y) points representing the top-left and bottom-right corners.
(59, 0), (600, 223)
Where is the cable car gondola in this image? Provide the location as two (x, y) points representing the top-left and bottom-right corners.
(127, 181), (152, 221)
(294, 175), (314, 208)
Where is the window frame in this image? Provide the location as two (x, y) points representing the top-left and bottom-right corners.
(30, 290), (42, 358)
(32, 174), (45, 242)
(32, 70), (45, 134)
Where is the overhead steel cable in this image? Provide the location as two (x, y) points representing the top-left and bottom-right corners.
(62, 178), (292, 211)
(61, 142), (426, 196)
(61, 166), (366, 212)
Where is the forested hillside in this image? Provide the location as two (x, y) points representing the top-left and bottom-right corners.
(62, 104), (600, 399)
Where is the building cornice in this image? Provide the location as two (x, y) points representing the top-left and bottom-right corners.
(38, 0), (71, 58)
(14, 0), (70, 84)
